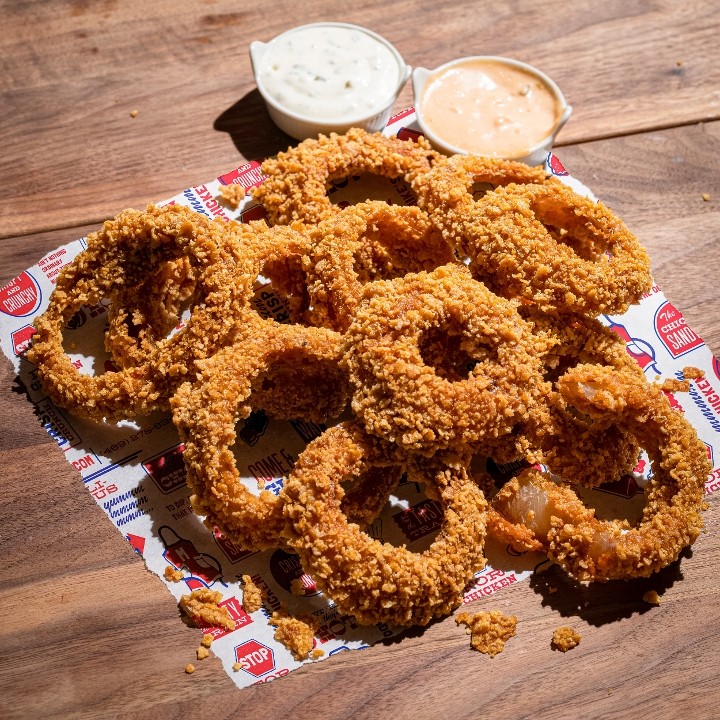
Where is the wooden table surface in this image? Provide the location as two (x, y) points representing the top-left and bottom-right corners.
(2, 1), (719, 718)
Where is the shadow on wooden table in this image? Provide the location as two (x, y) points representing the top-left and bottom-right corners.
(214, 89), (296, 160)
(528, 551), (689, 628)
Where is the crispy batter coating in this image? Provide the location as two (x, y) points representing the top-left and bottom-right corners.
(491, 366), (708, 581)
(551, 626), (581, 652)
(455, 610), (518, 657)
(281, 423), (488, 626)
(27, 204), (245, 421)
(465, 183), (652, 316)
(412, 153), (555, 257)
(241, 575), (265, 613)
(343, 264), (546, 454)
(306, 201), (455, 331)
(251, 127), (440, 225)
(179, 589), (236, 631)
(269, 609), (319, 661)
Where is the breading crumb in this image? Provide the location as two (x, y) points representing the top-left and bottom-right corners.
(185, 663), (195, 674)
(311, 648), (325, 659)
(219, 183), (246, 209)
(196, 646), (210, 661)
(164, 565), (184, 582)
(269, 609), (319, 660)
(130, 109), (139, 118)
(201, 633), (214, 648)
(455, 610), (518, 657)
(232, 662), (242, 672)
(179, 588), (236, 631)
(660, 377), (689, 392)
(683, 366), (704, 380)
(552, 626), (582, 652)
(642, 589), (662, 605)
(702, 193), (710, 202)
(290, 578), (306, 596)
(241, 574), (265, 613)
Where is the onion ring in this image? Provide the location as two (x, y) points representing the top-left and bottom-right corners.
(251, 127), (440, 226)
(281, 422), (488, 626)
(172, 352), (401, 551)
(27, 204), (245, 420)
(464, 183), (653, 315)
(490, 365), (708, 581)
(411, 153), (555, 256)
(307, 200), (455, 331)
(343, 263), (545, 454)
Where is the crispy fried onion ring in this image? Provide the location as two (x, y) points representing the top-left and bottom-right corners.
(27, 204), (243, 420)
(281, 422), (488, 626)
(489, 364), (708, 581)
(497, 310), (645, 487)
(230, 221), (350, 420)
(105, 256), (197, 368)
(343, 263), (545, 454)
(306, 200), (455, 331)
(411, 154), (555, 257)
(251, 127), (440, 226)
(463, 183), (652, 315)
(172, 358), (401, 551)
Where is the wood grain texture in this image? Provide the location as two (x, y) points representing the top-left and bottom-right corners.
(1, 0), (719, 718)
(1, 0), (719, 238)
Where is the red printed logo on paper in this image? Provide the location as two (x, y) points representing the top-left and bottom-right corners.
(713, 356), (720, 382)
(654, 301), (704, 358)
(234, 639), (275, 678)
(396, 126), (422, 142)
(219, 160), (267, 189)
(213, 528), (256, 563)
(201, 596), (253, 640)
(0, 272), (42, 317)
(269, 549), (319, 596)
(393, 498), (443, 541)
(11, 324), (36, 356)
(548, 154), (569, 177)
(605, 317), (659, 375)
(159, 526), (223, 584)
(142, 444), (186, 494)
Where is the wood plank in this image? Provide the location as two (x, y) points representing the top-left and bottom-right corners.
(0, 121), (719, 717)
(2, 0), (719, 238)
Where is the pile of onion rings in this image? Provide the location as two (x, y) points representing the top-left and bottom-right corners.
(27, 128), (709, 634)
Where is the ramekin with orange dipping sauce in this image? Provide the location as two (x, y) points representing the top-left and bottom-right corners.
(412, 56), (571, 166)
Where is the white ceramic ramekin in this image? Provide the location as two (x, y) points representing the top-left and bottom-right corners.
(412, 56), (572, 166)
(250, 22), (411, 140)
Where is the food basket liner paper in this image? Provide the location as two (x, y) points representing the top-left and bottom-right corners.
(1, 109), (719, 688)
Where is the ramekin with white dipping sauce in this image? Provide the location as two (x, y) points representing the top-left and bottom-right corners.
(412, 56), (571, 166)
(250, 23), (411, 140)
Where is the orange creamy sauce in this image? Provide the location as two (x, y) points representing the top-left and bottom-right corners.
(421, 59), (562, 157)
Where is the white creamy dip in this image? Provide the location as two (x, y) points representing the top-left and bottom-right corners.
(257, 25), (402, 121)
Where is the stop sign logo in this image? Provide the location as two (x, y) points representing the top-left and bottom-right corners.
(235, 639), (275, 678)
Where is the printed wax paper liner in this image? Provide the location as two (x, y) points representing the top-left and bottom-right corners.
(1, 109), (719, 689)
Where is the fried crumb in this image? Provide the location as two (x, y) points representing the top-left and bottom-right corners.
(290, 578), (306, 596)
(241, 574), (265, 613)
(130, 109), (139, 118)
(551, 626), (582, 652)
(201, 633), (214, 648)
(196, 645), (210, 661)
(232, 662), (242, 672)
(164, 565), (184, 582)
(455, 610), (518, 657)
(179, 588), (236, 631)
(219, 183), (246, 209)
(683, 366), (705, 380)
(185, 663), (195, 674)
(642, 589), (662, 605)
(660, 377), (690, 392)
(269, 609), (319, 661)
(311, 648), (325, 659)
(702, 193), (710, 202)
(676, 60), (684, 67)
